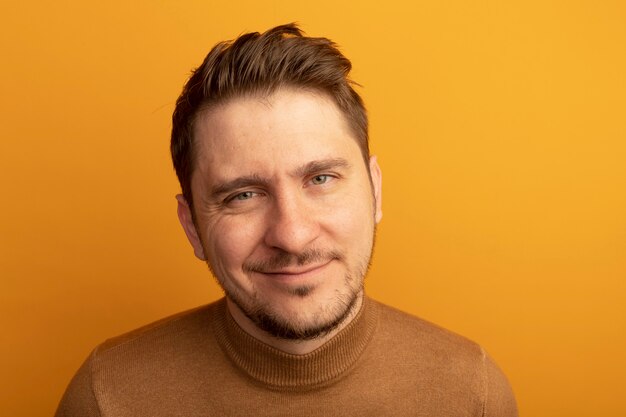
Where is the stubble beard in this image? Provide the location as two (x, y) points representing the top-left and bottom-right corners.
(207, 246), (373, 341)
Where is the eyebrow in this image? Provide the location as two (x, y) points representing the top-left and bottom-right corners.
(210, 174), (270, 199)
(290, 158), (351, 178)
(209, 158), (351, 199)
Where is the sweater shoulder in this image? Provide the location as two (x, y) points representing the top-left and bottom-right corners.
(94, 299), (224, 363)
(56, 299), (227, 416)
(364, 299), (518, 416)
(371, 299), (483, 365)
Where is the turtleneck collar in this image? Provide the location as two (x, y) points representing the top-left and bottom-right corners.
(212, 296), (379, 390)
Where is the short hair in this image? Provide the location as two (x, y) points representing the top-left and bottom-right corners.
(170, 23), (369, 208)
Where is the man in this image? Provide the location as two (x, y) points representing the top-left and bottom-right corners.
(56, 24), (518, 416)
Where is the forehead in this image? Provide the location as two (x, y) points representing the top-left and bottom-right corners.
(191, 89), (362, 181)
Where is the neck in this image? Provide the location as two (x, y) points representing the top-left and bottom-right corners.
(226, 293), (364, 355)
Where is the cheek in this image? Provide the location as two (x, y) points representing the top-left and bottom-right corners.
(322, 190), (375, 240)
(205, 216), (264, 270)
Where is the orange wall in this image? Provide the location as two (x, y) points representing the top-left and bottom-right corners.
(1, 1), (625, 416)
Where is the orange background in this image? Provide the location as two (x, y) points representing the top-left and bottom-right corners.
(1, 1), (625, 416)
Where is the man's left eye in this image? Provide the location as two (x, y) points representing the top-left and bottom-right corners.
(311, 175), (329, 185)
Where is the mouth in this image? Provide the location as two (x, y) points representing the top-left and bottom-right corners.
(255, 260), (332, 280)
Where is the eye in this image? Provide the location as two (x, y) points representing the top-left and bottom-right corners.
(311, 175), (330, 185)
(233, 191), (256, 201)
(224, 191), (259, 205)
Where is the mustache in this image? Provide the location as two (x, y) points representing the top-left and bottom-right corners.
(243, 249), (343, 273)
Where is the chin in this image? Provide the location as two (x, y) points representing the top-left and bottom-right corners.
(235, 287), (362, 341)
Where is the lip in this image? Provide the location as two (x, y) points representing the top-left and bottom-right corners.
(257, 260), (332, 279)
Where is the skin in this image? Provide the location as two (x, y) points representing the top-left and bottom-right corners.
(177, 88), (382, 354)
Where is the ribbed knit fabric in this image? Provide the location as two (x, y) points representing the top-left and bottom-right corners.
(55, 297), (518, 417)
(213, 296), (377, 389)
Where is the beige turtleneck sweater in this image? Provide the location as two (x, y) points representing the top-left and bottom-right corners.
(55, 297), (518, 416)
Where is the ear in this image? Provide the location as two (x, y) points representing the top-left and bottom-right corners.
(369, 155), (383, 223)
(176, 194), (207, 260)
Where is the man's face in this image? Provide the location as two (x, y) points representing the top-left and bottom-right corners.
(177, 88), (382, 340)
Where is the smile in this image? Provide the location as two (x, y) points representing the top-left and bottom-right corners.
(256, 260), (332, 280)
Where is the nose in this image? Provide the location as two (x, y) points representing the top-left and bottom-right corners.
(263, 192), (320, 254)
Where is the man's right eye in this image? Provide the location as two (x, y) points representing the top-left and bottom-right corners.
(225, 191), (260, 205)
(234, 191), (255, 200)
